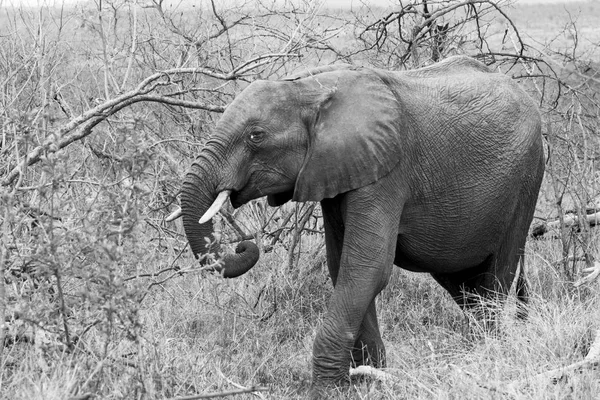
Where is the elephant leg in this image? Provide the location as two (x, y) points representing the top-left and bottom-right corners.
(431, 268), (500, 326)
(432, 246), (528, 330)
(351, 299), (386, 368)
(312, 191), (401, 392)
(432, 192), (533, 329)
(515, 260), (529, 320)
(321, 198), (345, 286)
(498, 179), (536, 321)
(321, 199), (386, 369)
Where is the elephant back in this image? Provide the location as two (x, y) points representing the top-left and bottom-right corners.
(283, 64), (354, 81)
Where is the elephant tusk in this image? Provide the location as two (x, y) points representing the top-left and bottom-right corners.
(165, 207), (182, 222)
(199, 190), (231, 224)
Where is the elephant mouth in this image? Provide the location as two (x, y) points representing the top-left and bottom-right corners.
(230, 169), (297, 209)
(230, 190), (244, 208)
(230, 188), (258, 208)
(230, 187), (294, 209)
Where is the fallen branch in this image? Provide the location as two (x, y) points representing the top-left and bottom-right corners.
(534, 358), (599, 384)
(505, 328), (600, 392)
(530, 211), (600, 238)
(169, 386), (269, 400)
(206, 367), (268, 400)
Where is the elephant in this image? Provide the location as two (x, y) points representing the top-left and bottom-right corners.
(169, 56), (545, 397)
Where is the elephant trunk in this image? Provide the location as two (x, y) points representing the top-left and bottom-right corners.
(180, 161), (259, 278)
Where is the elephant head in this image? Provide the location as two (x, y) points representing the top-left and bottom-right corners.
(178, 64), (403, 277)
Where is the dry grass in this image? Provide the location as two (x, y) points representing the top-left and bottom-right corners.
(5, 236), (599, 400)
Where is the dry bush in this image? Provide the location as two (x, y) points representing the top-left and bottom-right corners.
(0, 1), (344, 397)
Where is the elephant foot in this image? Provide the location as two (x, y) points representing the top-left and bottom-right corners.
(309, 344), (385, 399)
(310, 359), (351, 399)
(308, 382), (360, 400)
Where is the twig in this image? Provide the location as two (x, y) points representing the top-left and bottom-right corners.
(0, 191), (11, 355)
(286, 203), (316, 271)
(96, 0), (111, 101)
(574, 261), (600, 287)
(585, 329), (600, 361)
(67, 394), (94, 400)
(52, 261), (72, 349)
(204, 367), (268, 399)
(505, 328), (600, 392)
(359, 0), (523, 64)
(220, 211), (254, 242)
(169, 386), (269, 400)
(144, 264), (218, 291)
(123, 247), (186, 282)
(120, 0), (137, 90)
(268, 209), (295, 246)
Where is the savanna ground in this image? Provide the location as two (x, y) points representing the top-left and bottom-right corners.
(1, 0), (599, 399)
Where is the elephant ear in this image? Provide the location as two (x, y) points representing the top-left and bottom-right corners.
(292, 68), (404, 202)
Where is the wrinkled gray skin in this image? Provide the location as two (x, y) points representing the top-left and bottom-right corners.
(179, 56), (545, 398)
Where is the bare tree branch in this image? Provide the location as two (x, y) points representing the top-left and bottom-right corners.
(0, 54), (299, 188)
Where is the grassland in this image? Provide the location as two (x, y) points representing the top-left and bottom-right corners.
(0, 0), (599, 399)
(5, 234), (599, 399)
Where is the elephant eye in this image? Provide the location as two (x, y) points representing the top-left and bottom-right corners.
(248, 129), (265, 143)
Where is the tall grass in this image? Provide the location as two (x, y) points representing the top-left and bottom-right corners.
(3, 236), (598, 399)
